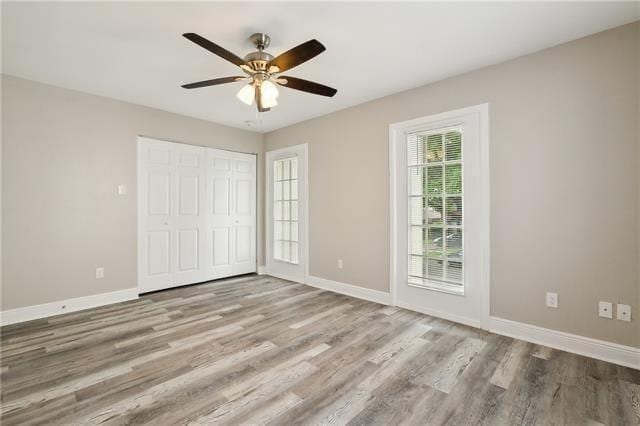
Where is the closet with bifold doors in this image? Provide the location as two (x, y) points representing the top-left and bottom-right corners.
(138, 136), (256, 293)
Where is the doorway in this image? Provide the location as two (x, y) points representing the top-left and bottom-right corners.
(266, 144), (308, 283)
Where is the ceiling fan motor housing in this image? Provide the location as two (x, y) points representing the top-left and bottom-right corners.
(246, 34), (274, 73)
(243, 51), (274, 72)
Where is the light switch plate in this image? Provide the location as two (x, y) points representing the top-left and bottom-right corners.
(546, 292), (558, 308)
(118, 184), (127, 195)
(337, 259), (343, 269)
(599, 301), (613, 319)
(96, 267), (105, 279)
(616, 304), (631, 322)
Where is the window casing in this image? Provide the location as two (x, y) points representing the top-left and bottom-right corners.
(273, 157), (299, 264)
(407, 127), (464, 293)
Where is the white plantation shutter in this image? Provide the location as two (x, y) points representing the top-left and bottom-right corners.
(407, 127), (464, 290)
(273, 157), (299, 264)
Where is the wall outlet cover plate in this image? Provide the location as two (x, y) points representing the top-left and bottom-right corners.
(598, 301), (613, 319)
(616, 303), (631, 322)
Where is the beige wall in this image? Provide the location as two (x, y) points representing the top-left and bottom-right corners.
(2, 23), (638, 348)
(265, 23), (640, 347)
(1, 75), (264, 310)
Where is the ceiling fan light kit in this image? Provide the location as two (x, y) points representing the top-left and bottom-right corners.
(236, 84), (255, 105)
(182, 32), (337, 112)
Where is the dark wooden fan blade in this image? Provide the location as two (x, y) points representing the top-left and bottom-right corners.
(256, 84), (270, 112)
(181, 76), (245, 89)
(269, 39), (325, 73)
(183, 33), (246, 67)
(278, 76), (337, 97)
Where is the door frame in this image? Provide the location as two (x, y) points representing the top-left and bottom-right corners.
(137, 135), (258, 294)
(389, 104), (491, 329)
(265, 143), (309, 284)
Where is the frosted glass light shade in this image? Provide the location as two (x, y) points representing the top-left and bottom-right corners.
(261, 80), (279, 102)
(236, 84), (255, 105)
(262, 97), (278, 108)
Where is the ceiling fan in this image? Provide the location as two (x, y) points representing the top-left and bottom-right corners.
(181, 32), (338, 112)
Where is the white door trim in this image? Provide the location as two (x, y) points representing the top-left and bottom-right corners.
(265, 143), (309, 284)
(389, 104), (491, 329)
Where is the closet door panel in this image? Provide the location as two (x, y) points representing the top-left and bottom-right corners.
(177, 228), (199, 272)
(138, 139), (174, 293)
(235, 178), (251, 216)
(235, 226), (251, 263)
(206, 150), (235, 279)
(173, 143), (207, 286)
(212, 227), (230, 266)
(147, 230), (171, 276)
(230, 154), (257, 275)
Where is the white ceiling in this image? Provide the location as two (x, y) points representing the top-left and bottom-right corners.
(2, 2), (638, 133)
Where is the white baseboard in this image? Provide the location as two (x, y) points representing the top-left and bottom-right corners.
(265, 271), (306, 284)
(305, 275), (392, 306)
(257, 266), (268, 275)
(489, 316), (640, 370)
(0, 288), (139, 326)
(396, 301), (482, 329)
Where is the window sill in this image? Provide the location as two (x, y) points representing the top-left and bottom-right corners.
(407, 280), (465, 296)
(273, 258), (299, 266)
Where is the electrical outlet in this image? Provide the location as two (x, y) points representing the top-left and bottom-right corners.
(337, 259), (343, 269)
(546, 292), (558, 308)
(96, 267), (105, 279)
(118, 184), (127, 195)
(598, 301), (613, 319)
(616, 304), (631, 322)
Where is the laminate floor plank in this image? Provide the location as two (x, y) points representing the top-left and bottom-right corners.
(1, 274), (637, 425)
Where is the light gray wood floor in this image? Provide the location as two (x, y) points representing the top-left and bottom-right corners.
(1, 275), (639, 425)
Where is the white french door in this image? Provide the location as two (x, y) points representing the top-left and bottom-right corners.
(390, 105), (490, 329)
(138, 137), (256, 293)
(266, 144), (307, 283)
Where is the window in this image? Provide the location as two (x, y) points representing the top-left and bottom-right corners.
(273, 157), (299, 264)
(407, 127), (463, 291)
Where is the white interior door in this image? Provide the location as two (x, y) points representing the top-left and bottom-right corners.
(205, 150), (257, 279)
(230, 153), (257, 275)
(139, 137), (256, 293)
(266, 144), (307, 283)
(173, 143), (207, 287)
(390, 105), (489, 329)
(206, 149), (234, 279)
(138, 138), (174, 292)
